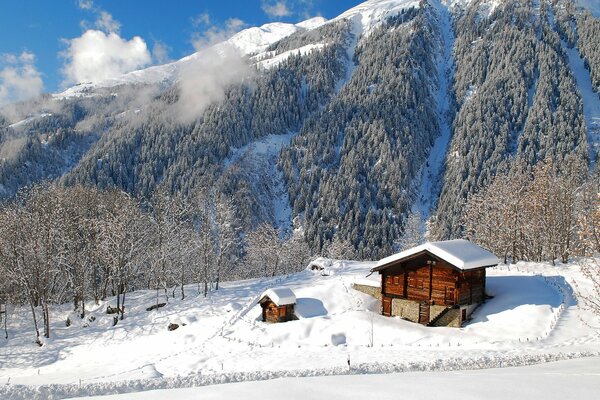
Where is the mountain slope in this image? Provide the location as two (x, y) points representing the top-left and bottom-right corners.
(0, 0), (598, 254)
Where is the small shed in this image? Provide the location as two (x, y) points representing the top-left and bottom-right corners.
(259, 288), (296, 323)
(372, 239), (498, 327)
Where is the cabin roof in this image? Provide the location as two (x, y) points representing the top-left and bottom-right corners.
(260, 287), (296, 306)
(372, 239), (499, 272)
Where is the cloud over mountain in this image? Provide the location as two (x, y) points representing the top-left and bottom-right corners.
(0, 51), (43, 106)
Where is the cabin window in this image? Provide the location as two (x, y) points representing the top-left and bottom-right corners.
(409, 278), (424, 289)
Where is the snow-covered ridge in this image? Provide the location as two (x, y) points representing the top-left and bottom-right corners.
(333, 0), (421, 34)
(254, 43), (328, 70)
(8, 113), (52, 129)
(52, 0), (450, 99)
(54, 18), (328, 99)
(47, 0), (600, 100)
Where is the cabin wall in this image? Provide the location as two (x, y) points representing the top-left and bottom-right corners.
(457, 269), (486, 305)
(261, 300), (296, 323)
(381, 258), (462, 306)
(381, 258), (486, 307)
(378, 252), (491, 327)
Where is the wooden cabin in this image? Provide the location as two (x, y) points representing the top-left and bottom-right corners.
(259, 288), (296, 323)
(372, 239), (498, 327)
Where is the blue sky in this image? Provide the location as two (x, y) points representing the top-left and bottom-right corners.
(0, 0), (363, 104)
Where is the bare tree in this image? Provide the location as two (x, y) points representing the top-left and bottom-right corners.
(146, 189), (190, 304)
(98, 190), (149, 321)
(213, 195), (240, 289)
(190, 189), (215, 297)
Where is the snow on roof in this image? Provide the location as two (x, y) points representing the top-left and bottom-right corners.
(260, 287), (297, 306)
(373, 239), (499, 271)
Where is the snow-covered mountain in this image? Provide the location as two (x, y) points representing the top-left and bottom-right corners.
(37, 0), (600, 99)
(54, 18), (327, 99)
(1, 0), (599, 254)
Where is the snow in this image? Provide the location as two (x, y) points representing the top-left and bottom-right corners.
(562, 42), (600, 166)
(1, 258), (600, 399)
(67, 356), (600, 400)
(375, 239), (500, 270)
(7, 113), (52, 129)
(444, 0), (503, 18)
(334, 0), (421, 35)
(307, 258), (363, 278)
(577, 0), (600, 17)
(295, 17), (328, 30)
(51, 0), (510, 101)
(53, 19), (312, 99)
(260, 288), (296, 306)
(411, 0), (456, 239)
(255, 43), (328, 70)
(222, 132), (294, 232)
(228, 22), (302, 56)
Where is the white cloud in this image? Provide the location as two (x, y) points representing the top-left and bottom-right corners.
(96, 11), (121, 33)
(0, 51), (44, 106)
(176, 44), (253, 123)
(262, 1), (292, 18)
(61, 30), (151, 86)
(77, 1), (121, 34)
(77, 0), (94, 10)
(152, 40), (171, 64)
(191, 18), (248, 51)
(192, 12), (211, 27)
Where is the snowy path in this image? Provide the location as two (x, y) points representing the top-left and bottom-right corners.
(411, 0), (455, 238)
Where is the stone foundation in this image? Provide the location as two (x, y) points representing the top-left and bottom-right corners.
(391, 298), (420, 322)
(351, 283), (475, 327)
(352, 284), (381, 300)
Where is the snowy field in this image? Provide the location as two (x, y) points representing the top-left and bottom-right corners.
(69, 357), (600, 400)
(1, 259), (600, 399)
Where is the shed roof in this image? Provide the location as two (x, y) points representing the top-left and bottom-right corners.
(260, 287), (296, 306)
(372, 239), (499, 272)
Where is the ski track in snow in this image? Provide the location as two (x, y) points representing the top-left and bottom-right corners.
(411, 0), (456, 238)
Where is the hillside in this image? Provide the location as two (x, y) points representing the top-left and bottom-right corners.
(0, 0), (599, 255)
(0, 258), (599, 398)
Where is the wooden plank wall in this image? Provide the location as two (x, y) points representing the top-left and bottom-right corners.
(381, 256), (486, 307)
(458, 269), (486, 304)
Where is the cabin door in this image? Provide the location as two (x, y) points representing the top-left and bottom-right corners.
(418, 301), (430, 325)
(445, 287), (455, 306)
(382, 296), (392, 317)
